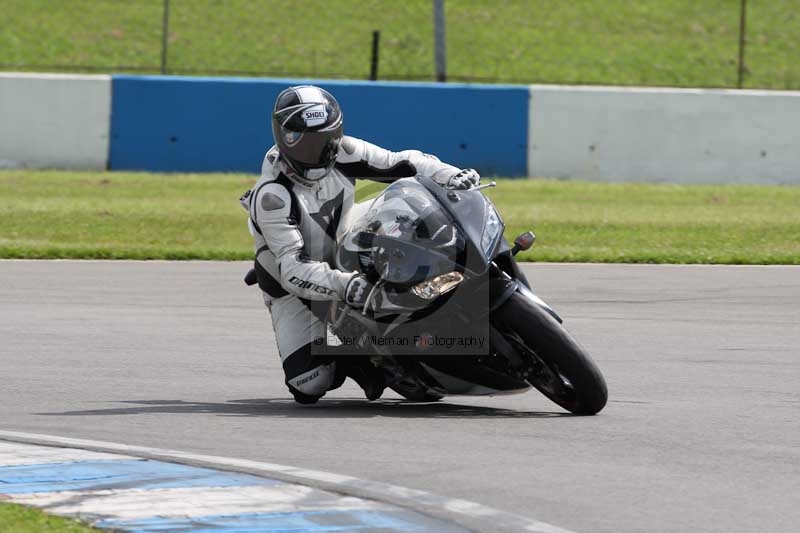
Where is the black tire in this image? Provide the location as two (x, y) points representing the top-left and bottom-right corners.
(494, 292), (608, 415)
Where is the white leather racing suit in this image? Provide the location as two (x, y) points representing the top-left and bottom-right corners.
(242, 135), (461, 399)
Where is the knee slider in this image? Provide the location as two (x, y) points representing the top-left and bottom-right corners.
(289, 387), (322, 404)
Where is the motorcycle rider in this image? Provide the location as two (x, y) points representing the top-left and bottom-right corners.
(242, 85), (480, 404)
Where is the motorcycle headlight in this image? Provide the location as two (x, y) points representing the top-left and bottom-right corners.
(481, 205), (502, 256)
(411, 271), (464, 300)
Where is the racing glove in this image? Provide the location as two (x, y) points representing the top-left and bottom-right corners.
(343, 274), (374, 308)
(447, 168), (481, 190)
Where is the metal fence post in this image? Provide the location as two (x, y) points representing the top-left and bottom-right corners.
(737, 0), (747, 88)
(370, 30), (380, 81)
(161, 0), (170, 74)
(434, 0), (446, 82)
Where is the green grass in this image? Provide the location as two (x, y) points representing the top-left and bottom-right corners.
(1, 170), (798, 264)
(0, 502), (100, 533)
(0, 0), (798, 89)
(486, 180), (800, 264)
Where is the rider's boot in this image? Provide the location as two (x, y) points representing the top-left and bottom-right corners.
(342, 357), (386, 401)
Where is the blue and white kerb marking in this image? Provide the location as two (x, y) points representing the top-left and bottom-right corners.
(0, 441), (463, 532)
(0, 432), (573, 533)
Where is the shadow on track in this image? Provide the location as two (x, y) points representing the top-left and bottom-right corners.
(38, 398), (572, 419)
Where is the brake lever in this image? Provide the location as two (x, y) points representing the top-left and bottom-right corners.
(466, 181), (496, 192)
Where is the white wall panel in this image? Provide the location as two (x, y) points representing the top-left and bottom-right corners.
(0, 73), (111, 170)
(528, 85), (800, 184)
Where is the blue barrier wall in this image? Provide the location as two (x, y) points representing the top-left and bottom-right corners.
(110, 76), (529, 176)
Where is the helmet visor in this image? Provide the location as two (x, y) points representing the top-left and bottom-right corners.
(280, 128), (341, 168)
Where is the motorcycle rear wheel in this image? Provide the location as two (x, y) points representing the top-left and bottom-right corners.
(494, 292), (608, 415)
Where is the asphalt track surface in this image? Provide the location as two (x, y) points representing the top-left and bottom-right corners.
(1, 260), (797, 533)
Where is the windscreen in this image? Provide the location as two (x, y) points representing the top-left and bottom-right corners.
(337, 179), (461, 284)
(344, 179), (456, 250)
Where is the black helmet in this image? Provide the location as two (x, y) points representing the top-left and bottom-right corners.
(271, 85), (343, 182)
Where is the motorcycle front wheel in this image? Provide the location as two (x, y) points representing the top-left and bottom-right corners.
(494, 292), (608, 415)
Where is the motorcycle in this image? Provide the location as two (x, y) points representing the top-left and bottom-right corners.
(326, 176), (607, 415)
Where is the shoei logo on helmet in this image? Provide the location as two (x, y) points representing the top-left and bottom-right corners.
(303, 104), (328, 127)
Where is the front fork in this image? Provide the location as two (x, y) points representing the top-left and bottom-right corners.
(489, 260), (562, 323)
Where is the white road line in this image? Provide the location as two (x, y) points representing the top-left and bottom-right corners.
(10, 485), (389, 521)
(0, 441), (135, 466)
(0, 430), (574, 533)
